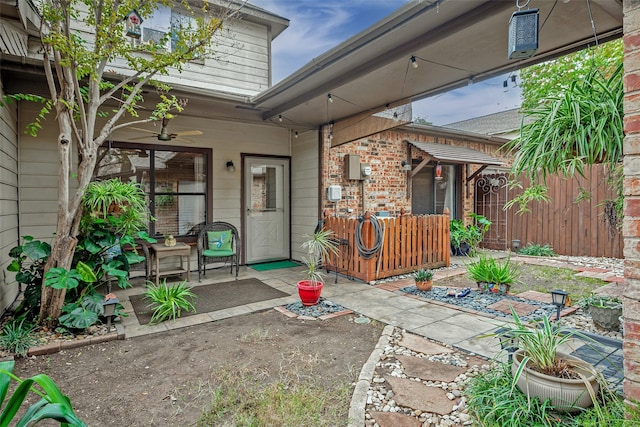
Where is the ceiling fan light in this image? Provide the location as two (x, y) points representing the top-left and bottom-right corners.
(157, 132), (172, 141)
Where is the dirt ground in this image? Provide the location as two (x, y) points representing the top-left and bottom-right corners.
(13, 310), (384, 426)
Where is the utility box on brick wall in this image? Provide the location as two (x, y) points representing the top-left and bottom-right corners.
(345, 154), (361, 180)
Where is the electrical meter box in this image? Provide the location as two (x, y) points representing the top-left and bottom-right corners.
(361, 164), (372, 178)
(344, 154), (361, 180)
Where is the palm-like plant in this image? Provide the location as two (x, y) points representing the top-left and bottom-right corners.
(82, 179), (149, 236)
(144, 280), (197, 324)
(503, 64), (624, 230)
(506, 64), (623, 182)
(502, 308), (588, 379)
(301, 229), (339, 287)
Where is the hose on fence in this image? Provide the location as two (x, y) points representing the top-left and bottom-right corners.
(355, 214), (384, 259)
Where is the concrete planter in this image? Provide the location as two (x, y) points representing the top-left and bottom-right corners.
(589, 303), (623, 331)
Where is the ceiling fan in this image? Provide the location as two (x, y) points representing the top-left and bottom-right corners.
(131, 117), (202, 143)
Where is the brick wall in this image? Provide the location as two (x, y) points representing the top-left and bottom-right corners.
(624, 0), (640, 409)
(320, 126), (507, 224)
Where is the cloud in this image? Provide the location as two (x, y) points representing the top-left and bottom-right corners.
(251, 1), (406, 82)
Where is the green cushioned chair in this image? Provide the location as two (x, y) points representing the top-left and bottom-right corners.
(197, 221), (240, 281)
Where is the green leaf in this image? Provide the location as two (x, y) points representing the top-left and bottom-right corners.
(6, 260), (21, 272)
(44, 268), (81, 290)
(59, 307), (98, 330)
(22, 241), (50, 261)
(75, 261), (97, 283)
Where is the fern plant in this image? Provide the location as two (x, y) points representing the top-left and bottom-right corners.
(144, 280), (197, 324)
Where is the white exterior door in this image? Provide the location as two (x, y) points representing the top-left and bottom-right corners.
(244, 157), (290, 263)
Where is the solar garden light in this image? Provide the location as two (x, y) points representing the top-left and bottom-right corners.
(495, 327), (519, 363)
(551, 289), (569, 321)
(103, 297), (119, 329)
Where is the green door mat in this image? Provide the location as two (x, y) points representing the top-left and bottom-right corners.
(250, 260), (301, 271)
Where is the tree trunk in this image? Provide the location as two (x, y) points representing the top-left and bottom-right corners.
(38, 112), (82, 326)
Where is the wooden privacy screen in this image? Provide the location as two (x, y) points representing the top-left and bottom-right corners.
(504, 164), (623, 258)
(323, 211), (450, 283)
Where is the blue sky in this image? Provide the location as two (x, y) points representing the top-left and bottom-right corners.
(250, 0), (522, 125)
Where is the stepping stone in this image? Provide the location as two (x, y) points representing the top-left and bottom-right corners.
(397, 355), (466, 383)
(487, 299), (537, 316)
(516, 290), (551, 303)
(384, 375), (454, 415)
(399, 333), (453, 355)
(369, 411), (422, 427)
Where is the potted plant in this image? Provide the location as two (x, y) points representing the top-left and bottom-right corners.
(298, 228), (339, 306)
(450, 213), (491, 256)
(500, 308), (599, 413)
(579, 293), (623, 331)
(466, 252), (493, 292)
(413, 268), (434, 291)
(467, 253), (519, 294)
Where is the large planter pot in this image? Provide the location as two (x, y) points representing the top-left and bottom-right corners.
(297, 280), (324, 306)
(589, 303), (623, 331)
(511, 349), (599, 413)
(415, 280), (433, 291)
(451, 242), (470, 256)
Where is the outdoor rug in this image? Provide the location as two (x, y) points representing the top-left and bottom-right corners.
(249, 260), (301, 271)
(130, 278), (290, 325)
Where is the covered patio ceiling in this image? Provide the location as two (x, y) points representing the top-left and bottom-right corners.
(2, 0), (623, 135)
(251, 0), (623, 130)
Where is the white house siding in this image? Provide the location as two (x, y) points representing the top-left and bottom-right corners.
(290, 130), (320, 262)
(0, 80), (21, 311)
(64, 7), (271, 96)
(18, 103), (76, 242)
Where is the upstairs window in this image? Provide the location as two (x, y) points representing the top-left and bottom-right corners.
(131, 6), (196, 53)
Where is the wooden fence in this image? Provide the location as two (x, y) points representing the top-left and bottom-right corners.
(323, 211), (450, 283)
(502, 164), (623, 258)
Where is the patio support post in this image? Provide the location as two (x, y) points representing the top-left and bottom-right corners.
(623, 0), (640, 412)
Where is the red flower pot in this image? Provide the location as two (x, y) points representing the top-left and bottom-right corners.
(297, 280), (324, 306)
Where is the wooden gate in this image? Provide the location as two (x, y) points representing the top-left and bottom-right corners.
(475, 173), (508, 250)
(323, 212), (450, 283)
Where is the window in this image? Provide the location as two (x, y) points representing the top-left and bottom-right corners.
(132, 6), (196, 52)
(94, 142), (211, 238)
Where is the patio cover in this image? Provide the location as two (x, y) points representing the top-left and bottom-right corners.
(407, 140), (503, 166)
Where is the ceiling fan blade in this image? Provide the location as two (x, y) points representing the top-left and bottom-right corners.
(130, 127), (158, 135)
(129, 135), (156, 141)
(175, 130), (203, 137)
(175, 136), (196, 144)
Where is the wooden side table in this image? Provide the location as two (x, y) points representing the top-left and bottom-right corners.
(150, 243), (191, 286)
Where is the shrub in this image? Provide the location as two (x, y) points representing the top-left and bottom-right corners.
(517, 243), (557, 257)
(144, 280), (197, 324)
(0, 319), (38, 357)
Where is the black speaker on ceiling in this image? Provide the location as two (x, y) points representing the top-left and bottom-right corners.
(508, 8), (539, 60)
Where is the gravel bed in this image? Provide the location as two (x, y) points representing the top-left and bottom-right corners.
(401, 286), (558, 322)
(284, 298), (347, 317)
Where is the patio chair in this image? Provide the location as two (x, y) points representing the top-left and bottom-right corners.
(197, 221), (240, 281)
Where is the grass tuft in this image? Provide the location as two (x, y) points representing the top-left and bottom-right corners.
(197, 367), (352, 426)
